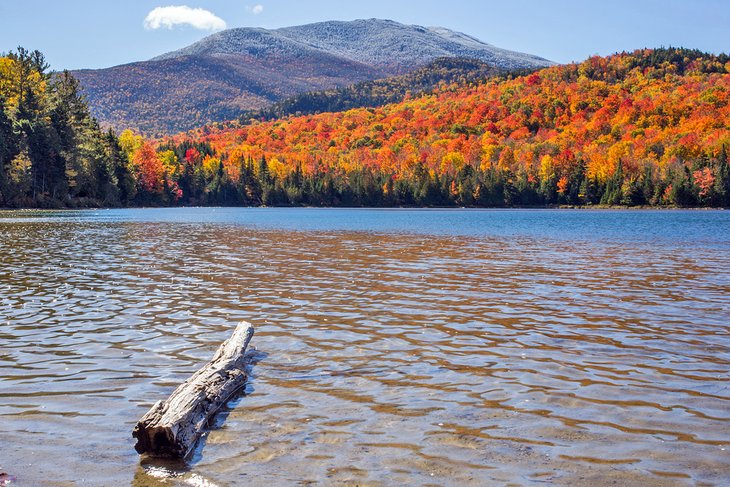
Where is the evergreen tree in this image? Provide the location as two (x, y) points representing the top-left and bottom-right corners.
(601, 159), (624, 205)
(105, 130), (134, 205)
(714, 145), (730, 207)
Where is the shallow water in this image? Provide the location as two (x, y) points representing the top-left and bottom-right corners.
(0, 208), (728, 486)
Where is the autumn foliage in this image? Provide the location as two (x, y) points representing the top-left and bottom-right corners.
(4, 47), (730, 208)
(149, 48), (730, 207)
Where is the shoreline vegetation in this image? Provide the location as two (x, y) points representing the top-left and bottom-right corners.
(1, 202), (726, 211)
(1, 47), (729, 210)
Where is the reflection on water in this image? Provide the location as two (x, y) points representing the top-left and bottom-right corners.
(0, 208), (729, 486)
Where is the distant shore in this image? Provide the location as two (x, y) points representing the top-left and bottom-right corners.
(1, 203), (727, 212)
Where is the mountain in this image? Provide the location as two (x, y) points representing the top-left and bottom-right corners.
(155, 19), (551, 72)
(72, 19), (553, 135)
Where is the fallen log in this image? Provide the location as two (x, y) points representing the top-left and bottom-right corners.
(133, 321), (255, 458)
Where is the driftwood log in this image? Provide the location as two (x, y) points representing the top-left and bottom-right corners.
(133, 321), (254, 458)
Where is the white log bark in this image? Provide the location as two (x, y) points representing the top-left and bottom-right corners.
(133, 321), (255, 458)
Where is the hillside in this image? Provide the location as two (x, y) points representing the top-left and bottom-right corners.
(241, 57), (505, 122)
(73, 51), (381, 136)
(133, 48), (728, 208)
(72, 19), (553, 135)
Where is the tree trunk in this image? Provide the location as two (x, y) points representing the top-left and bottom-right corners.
(133, 321), (255, 458)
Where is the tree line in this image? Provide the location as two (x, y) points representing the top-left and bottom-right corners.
(127, 144), (730, 208)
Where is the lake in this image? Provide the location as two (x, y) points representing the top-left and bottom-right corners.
(1, 208), (728, 486)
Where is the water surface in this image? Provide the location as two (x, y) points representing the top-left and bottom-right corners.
(0, 208), (728, 486)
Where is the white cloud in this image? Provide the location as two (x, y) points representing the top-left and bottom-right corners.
(144, 6), (227, 31)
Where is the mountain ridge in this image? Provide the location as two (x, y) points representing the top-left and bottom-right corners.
(73, 18), (554, 135)
(152, 18), (553, 71)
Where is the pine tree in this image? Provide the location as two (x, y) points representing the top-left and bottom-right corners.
(714, 145), (730, 207)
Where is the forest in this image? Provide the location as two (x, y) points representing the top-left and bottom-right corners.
(1, 47), (729, 208)
(0, 48), (134, 207)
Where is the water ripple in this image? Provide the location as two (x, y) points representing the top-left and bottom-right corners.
(0, 209), (728, 486)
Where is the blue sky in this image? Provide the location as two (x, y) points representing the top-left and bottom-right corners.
(0, 0), (728, 70)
